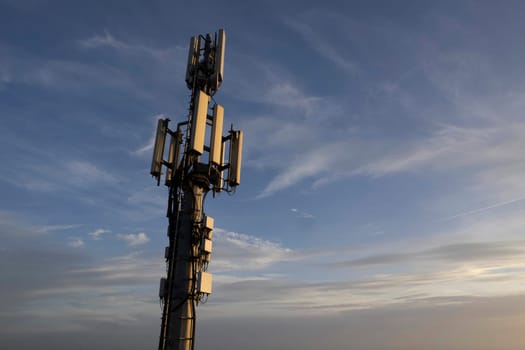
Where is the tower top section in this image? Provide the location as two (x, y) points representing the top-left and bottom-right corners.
(185, 29), (226, 96)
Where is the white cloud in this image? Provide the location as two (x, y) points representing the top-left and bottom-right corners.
(226, 55), (344, 123)
(205, 205), (525, 316)
(212, 229), (292, 272)
(33, 224), (81, 234)
(19, 59), (146, 96)
(11, 158), (120, 194)
(256, 118), (525, 199)
(257, 142), (347, 198)
(67, 238), (85, 248)
(290, 208), (314, 219)
(79, 30), (128, 50)
(117, 232), (150, 246)
(66, 161), (118, 186)
(350, 122), (525, 205)
(78, 30), (181, 63)
(0, 39), (177, 106)
(89, 228), (111, 240)
(209, 240), (525, 316)
(260, 81), (325, 112)
(435, 196), (525, 223)
(231, 11), (525, 201)
(6, 209), (525, 322)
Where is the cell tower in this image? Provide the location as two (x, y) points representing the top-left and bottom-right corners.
(150, 29), (243, 350)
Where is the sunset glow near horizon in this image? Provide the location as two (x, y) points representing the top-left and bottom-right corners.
(2, 1), (525, 349)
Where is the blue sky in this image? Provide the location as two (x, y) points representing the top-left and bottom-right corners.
(2, 0), (525, 349)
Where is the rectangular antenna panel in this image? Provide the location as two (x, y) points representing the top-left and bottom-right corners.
(190, 90), (210, 155)
(197, 271), (213, 294)
(214, 141), (225, 192)
(150, 119), (167, 178)
(165, 131), (181, 186)
(185, 36), (199, 87)
(204, 215), (214, 231)
(228, 130), (243, 186)
(214, 29), (226, 85)
(202, 238), (213, 254)
(159, 277), (167, 299)
(209, 104), (224, 165)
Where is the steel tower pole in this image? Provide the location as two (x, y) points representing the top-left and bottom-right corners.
(159, 181), (205, 350)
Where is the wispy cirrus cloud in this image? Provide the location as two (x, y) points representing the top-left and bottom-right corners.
(4, 54), (149, 98)
(131, 114), (168, 156)
(0, 234), (162, 332)
(9, 158), (120, 194)
(4, 208), (525, 322)
(435, 196), (525, 223)
(79, 30), (128, 50)
(33, 224), (82, 234)
(0, 212), (80, 238)
(208, 203), (525, 316)
(66, 161), (118, 186)
(284, 16), (360, 75)
(232, 10), (525, 202)
(211, 228), (293, 272)
(255, 103), (525, 198)
(210, 265), (525, 317)
(209, 243), (525, 317)
(67, 237), (85, 248)
(256, 142), (346, 198)
(89, 228), (111, 240)
(327, 241), (525, 269)
(78, 30), (182, 63)
(291, 208), (314, 219)
(117, 232), (150, 246)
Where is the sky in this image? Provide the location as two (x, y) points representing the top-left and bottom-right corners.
(1, 0), (525, 349)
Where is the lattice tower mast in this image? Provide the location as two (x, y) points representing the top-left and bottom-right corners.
(150, 29), (243, 350)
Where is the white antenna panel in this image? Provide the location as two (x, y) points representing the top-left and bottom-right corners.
(165, 131), (182, 186)
(185, 36), (199, 87)
(202, 238), (212, 254)
(204, 215), (214, 231)
(209, 104), (224, 165)
(190, 90), (210, 155)
(150, 119), (167, 178)
(197, 271), (213, 294)
(228, 130), (243, 186)
(215, 29), (226, 85)
(216, 141), (225, 192)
